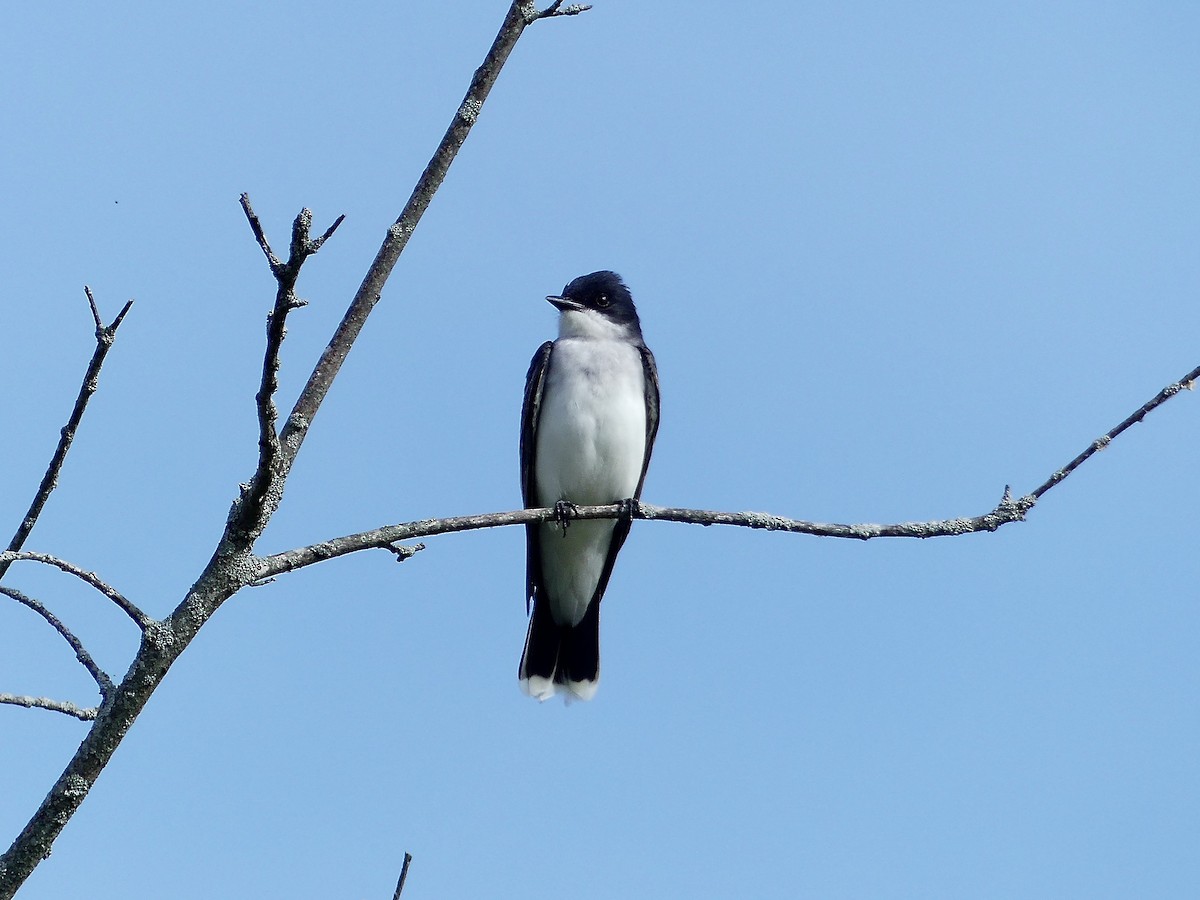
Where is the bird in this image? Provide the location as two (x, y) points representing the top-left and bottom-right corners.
(518, 270), (660, 701)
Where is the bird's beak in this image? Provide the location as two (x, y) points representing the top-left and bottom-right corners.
(547, 294), (585, 312)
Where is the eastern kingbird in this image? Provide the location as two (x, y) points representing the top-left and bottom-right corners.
(518, 271), (660, 701)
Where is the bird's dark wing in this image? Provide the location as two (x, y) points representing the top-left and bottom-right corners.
(634, 345), (661, 500)
(521, 341), (554, 613)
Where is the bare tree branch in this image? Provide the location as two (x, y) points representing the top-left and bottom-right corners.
(391, 852), (413, 899)
(233, 198), (345, 544)
(0, 551), (150, 632)
(0, 5), (575, 895)
(256, 360), (1199, 579)
(0, 694), (97, 722)
(1, 585), (113, 697)
(1028, 362), (1199, 500)
(0, 289), (133, 582)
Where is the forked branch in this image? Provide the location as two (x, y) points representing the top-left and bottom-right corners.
(233, 196), (345, 542)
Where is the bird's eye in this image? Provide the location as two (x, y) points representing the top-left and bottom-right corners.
(596, 294), (610, 308)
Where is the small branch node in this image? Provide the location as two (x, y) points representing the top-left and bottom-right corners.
(386, 543), (426, 563)
(535, 1), (592, 19)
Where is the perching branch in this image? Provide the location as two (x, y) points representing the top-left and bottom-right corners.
(0, 288), (132, 582)
(0, 550), (150, 632)
(256, 360), (1199, 580)
(1, 585), (113, 698)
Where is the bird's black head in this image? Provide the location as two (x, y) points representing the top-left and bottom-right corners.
(547, 270), (642, 338)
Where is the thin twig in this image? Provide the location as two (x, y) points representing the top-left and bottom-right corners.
(392, 852), (413, 899)
(0, 586), (113, 697)
(257, 360), (1198, 579)
(0, 551), (151, 631)
(0, 7), (571, 896)
(0, 694), (97, 722)
(0, 289), (133, 582)
(1029, 362), (1200, 500)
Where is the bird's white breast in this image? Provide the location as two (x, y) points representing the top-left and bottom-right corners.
(534, 336), (647, 624)
(534, 337), (647, 508)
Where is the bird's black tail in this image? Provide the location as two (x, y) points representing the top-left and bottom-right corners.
(519, 598), (600, 702)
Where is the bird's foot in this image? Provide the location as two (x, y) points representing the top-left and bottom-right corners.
(617, 497), (641, 522)
(554, 499), (579, 535)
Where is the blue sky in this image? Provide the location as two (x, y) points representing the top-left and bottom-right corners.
(2, 2), (1198, 897)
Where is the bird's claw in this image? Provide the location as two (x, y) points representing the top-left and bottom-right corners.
(554, 500), (579, 535)
(618, 497), (640, 521)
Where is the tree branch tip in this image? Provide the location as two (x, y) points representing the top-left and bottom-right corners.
(83, 285), (103, 330)
(392, 852), (414, 899)
(240, 192), (283, 272)
(109, 299), (134, 332)
(308, 213), (346, 253)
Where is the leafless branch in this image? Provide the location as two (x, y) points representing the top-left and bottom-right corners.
(391, 852), (413, 899)
(0, 289), (133, 582)
(234, 198), (345, 544)
(0, 6), (574, 895)
(0, 551), (150, 632)
(257, 360), (1198, 579)
(239, 192), (283, 275)
(534, 1), (593, 18)
(0, 694), (97, 722)
(1028, 362), (1199, 500)
(0, 586), (113, 697)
